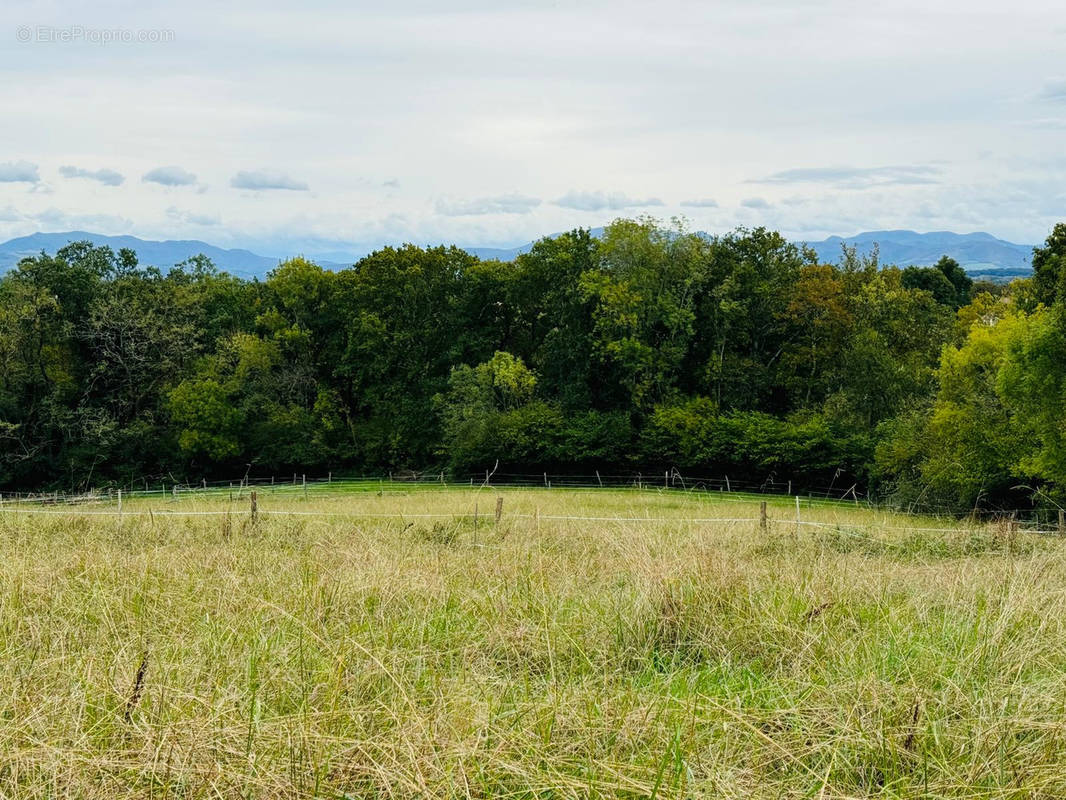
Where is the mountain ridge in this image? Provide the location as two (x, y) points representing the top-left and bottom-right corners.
(0, 228), (1037, 280)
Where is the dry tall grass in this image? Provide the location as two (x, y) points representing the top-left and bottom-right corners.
(1, 487), (1063, 798)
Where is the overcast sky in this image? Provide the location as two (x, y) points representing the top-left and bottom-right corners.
(1, 0), (1064, 257)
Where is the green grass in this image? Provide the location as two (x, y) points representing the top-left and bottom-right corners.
(1, 486), (1064, 798)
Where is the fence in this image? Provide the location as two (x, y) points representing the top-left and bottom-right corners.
(0, 469), (1063, 535)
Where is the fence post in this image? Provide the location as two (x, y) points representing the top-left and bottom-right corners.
(1059, 509), (1065, 535)
(543, 472), (548, 488)
(596, 470), (602, 488)
(302, 475), (307, 500)
(725, 475), (731, 493)
(250, 491), (258, 524)
(118, 489), (123, 518)
(760, 501), (767, 533)
(795, 495), (801, 535)
(664, 471), (669, 488)
(495, 496), (503, 525)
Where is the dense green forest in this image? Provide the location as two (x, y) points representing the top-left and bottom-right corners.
(2, 219), (1065, 511)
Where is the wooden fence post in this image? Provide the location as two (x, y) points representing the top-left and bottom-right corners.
(795, 495), (801, 535)
(118, 489), (123, 518)
(760, 501), (767, 533)
(250, 491), (258, 524)
(495, 496), (503, 525)
(1059, 509), (1065, 535)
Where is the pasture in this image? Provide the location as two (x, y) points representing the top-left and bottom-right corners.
(1, 483), (1064, 798)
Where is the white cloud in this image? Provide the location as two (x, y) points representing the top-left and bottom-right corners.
(230, 170), (309, 191)
(741, 197), (771, 209)
(31, 208), (133, 232)
(143, 166), (198, 186)
(554, 191), (665, 211)
(1038, 78), (1066, 102)
(59, 166), (125, 186)
(753, 165), (941, 189)
(436, 193), (541, 216)
(680, 198), (719, 208)
(0, 161), (40, 183)
(166, 206), (221, 226)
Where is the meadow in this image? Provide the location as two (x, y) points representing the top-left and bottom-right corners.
(1, 483), (1065, 798)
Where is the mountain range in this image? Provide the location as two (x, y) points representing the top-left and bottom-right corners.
(0, 228), (1038, 281)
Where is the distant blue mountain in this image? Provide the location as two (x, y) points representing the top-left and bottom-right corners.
(471, 228), (1035, 280)
(0, 228), (1037, 280)
(0, 231), (287, 278)
(804, 230), (1034, 276)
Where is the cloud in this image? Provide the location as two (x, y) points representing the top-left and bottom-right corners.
(741, 197), (771, 209)
(680, 198), (719, 208)
(230, 170), (309, 191)
(553, 190), (665, 211)
(436, 193), (541, 216)
(143, 165), (198, 186)
(31, 207), (133, 231)
(59, 165), (125, 186)
(0, 161), (40, 183)
(753, 165), (941, 188)
(383, 178), (400, 188)
(166, 206), (221, 226)
(1038, 78), (1066, 102)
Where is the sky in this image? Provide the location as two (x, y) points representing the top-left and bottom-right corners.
(0, 0), (1064, 259)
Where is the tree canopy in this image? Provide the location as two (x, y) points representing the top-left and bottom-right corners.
(1, 219), (1062, 512)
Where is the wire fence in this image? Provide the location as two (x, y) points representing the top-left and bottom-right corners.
(0, 468), (1063, 536)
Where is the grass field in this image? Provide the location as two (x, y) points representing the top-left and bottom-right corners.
(1, 484), (1065, 798)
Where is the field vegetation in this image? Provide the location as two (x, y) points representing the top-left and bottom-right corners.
(2, 484), (1064, 797)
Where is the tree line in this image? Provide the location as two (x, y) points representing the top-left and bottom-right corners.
(1, 218), (1064, 512)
